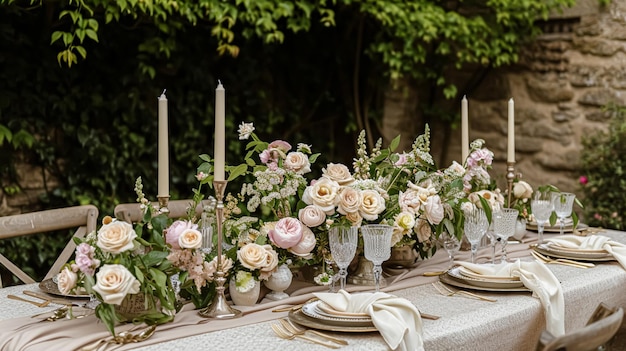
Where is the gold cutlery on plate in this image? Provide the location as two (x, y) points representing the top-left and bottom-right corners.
(279, 318), (348, 345)
(530, 250), (594, 269)
(432, 282), (497, 302)
(77, 325), (156, 351)
(271, 323), (340, 349)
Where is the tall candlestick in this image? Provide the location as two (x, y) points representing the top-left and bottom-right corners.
(507, 98), (515, 163)
(158, 90), (169, 198)
(214, 81), (225, 181)
(461, 95), (469, 162)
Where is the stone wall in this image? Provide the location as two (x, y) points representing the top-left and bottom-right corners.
(439, 0), (625, 205)
(0, 163), (60, 217)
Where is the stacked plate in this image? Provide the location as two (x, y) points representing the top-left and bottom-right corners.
(526, 219), (588, 233)
(288, 300), (378, 333)
(441, 266), (529, 292)
(532, 243), (614, 261)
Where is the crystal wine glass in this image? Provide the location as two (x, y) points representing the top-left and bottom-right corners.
(361, 224), (393, 292)
(551, 192), (576, 235)
(328, 226), (358, 291)
(531, 190), (554, 244)
(463, 208), (489, 264)
(441, 232), (461, 268)
(200, 211), (214, 255)
(493, 208), (519, 263)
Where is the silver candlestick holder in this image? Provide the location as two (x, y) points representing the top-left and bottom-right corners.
(506, 162), (516, 207)
(198, 180), (241, 319)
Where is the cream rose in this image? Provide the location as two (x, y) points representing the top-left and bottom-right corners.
(268, 217), (303, 249)
(398, 189), (422, 215)
(179, 228), (202, 249)
(513, 180), (533, 199)
(390, 226), (405, 247)
(57, 267), (78, 295)
(345, 212), (363, 227)
(414, 219), (433, 243)
(284, 151), (311, 175)
(359, 189), (386, 221)
(92, 264), (140, 305)
(322, 163), (354, 186)
(424, 195), (445, 225)
(298, 205), (326, 227)
(259, 245), (279, 280)
(336, 186), (362, 215)
(302, 178), (340, 214)
(165, 220), (198, 249)
(469, 190), (503, 211)
(395, 211), (416, 231)
(96, 220), (137, 254)
(289, 226), (316, 256)
(238, 243), (268, 270)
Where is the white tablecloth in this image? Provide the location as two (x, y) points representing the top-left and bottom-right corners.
(1, 230), (626, 351)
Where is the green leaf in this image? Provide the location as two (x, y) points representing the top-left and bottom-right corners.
(389, 134), (401, 152)
(228, 164), (248, 181)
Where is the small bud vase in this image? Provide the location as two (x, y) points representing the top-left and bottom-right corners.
(228, 277), (261, 306)
(264, 263), (293, 300)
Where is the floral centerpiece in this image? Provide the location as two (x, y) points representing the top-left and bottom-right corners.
(57, 178), (178, 336)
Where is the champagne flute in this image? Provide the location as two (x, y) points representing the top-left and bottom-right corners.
(551, 192), (576, 235)
(531, 190), (554, 244)
(463, 208), (489, 264)
(328, 226), (358, 291)
(493, 208), (519, 263)
(441, 232), (461, 268)
(361, 224), (393, 292)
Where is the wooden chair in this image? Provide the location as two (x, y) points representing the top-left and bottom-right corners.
(0, 205), (98, 287)
(536, 303), (624, 351)
(114, 199), (213, 223)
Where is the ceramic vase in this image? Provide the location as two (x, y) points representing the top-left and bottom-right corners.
(228, 278), (261, 306)
(264, 264), (293, 300)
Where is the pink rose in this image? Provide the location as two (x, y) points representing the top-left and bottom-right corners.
(166, 220), (198, 249)
(268, 217), (303, 249)
(268, 140), (292, 153)
(259, 149), (272, 164)
(579, 176), (588, 185)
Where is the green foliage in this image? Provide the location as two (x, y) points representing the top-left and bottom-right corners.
(580, 103), (626, 230)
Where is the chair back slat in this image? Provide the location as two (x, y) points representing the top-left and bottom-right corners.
(0, 205), (98, 287)
(114, 199), (211, 224)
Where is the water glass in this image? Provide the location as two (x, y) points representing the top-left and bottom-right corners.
(328, 226), (359, 291)
(531, 191), (554, 244)
(551, 192), (576, 235)
(441, 232), (461, 267)
(493, 208), (519, 263)
(201, 212), (214, 254)
(361, 224), (393, 292)
(463, 208), (489, 263)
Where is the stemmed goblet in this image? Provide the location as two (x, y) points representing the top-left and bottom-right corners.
(463, 208), (489, 264)
(551, 192), (576, 235)
(361, 224), (393, 292)
(531, 190), (554, 244)
(328, 226), (359, 291)
(493, 208), (519, 263)
(441, 232), (461, 268)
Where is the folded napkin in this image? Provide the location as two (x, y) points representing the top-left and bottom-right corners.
(313, 290), (424, 351)
(545, 234), (626, 269)
(455, 260), (564, 336)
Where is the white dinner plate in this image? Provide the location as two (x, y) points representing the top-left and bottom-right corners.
(301, 300), (373, 327)
(288, 309), (378, 333)
(458, 266), (521, 282)
(440, 273), (530, 293)
(446, 266), (525, 289)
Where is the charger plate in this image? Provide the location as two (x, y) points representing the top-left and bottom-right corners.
(447, 266), (525, 289)
(532, 243), (614, 261)
(288, 309), (378, 333)
(39, 277), (90, 299)
(301, 300), (373, 326)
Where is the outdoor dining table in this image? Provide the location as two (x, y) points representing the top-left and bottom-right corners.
(1, 229), (625, 351)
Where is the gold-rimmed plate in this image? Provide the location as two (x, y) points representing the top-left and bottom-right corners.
(526, 221), (588, 233)
(440, 273), (530, 293)
(458, 266), (521, 282)
(532, 243), (614, 261)
(39, 277), (90, 299)
(288, 309), (378, 333)
(301, 300), (373, 326)
(317, 301), (369, 319)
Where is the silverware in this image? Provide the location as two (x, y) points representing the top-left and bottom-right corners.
(271, 323), (340, 349)
(77, 325), (156, 351)
(7, 294), (50, 307)
(531, 250), (595, 269)
(279, 318), (348, 345)
(23, 290), (82, 306)
(432, 281), (497, 302)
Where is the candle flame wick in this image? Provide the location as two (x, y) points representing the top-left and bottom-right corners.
(161, 89), (167, 97)
(218, 79), (222, 85)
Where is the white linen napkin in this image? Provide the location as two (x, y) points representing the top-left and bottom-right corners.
(455, 260), (564, 336)
(545, 234), (626, 269)
(313, 290), (424, 351)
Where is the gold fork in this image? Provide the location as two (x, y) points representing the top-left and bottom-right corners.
(531, 250), (594, 269)
(77, 325), (156, 351)
(7, 294), (50, 307)
(432, 281), (497, 302)
(271, 323), (340, 349)
(279, 319), (348, 345)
